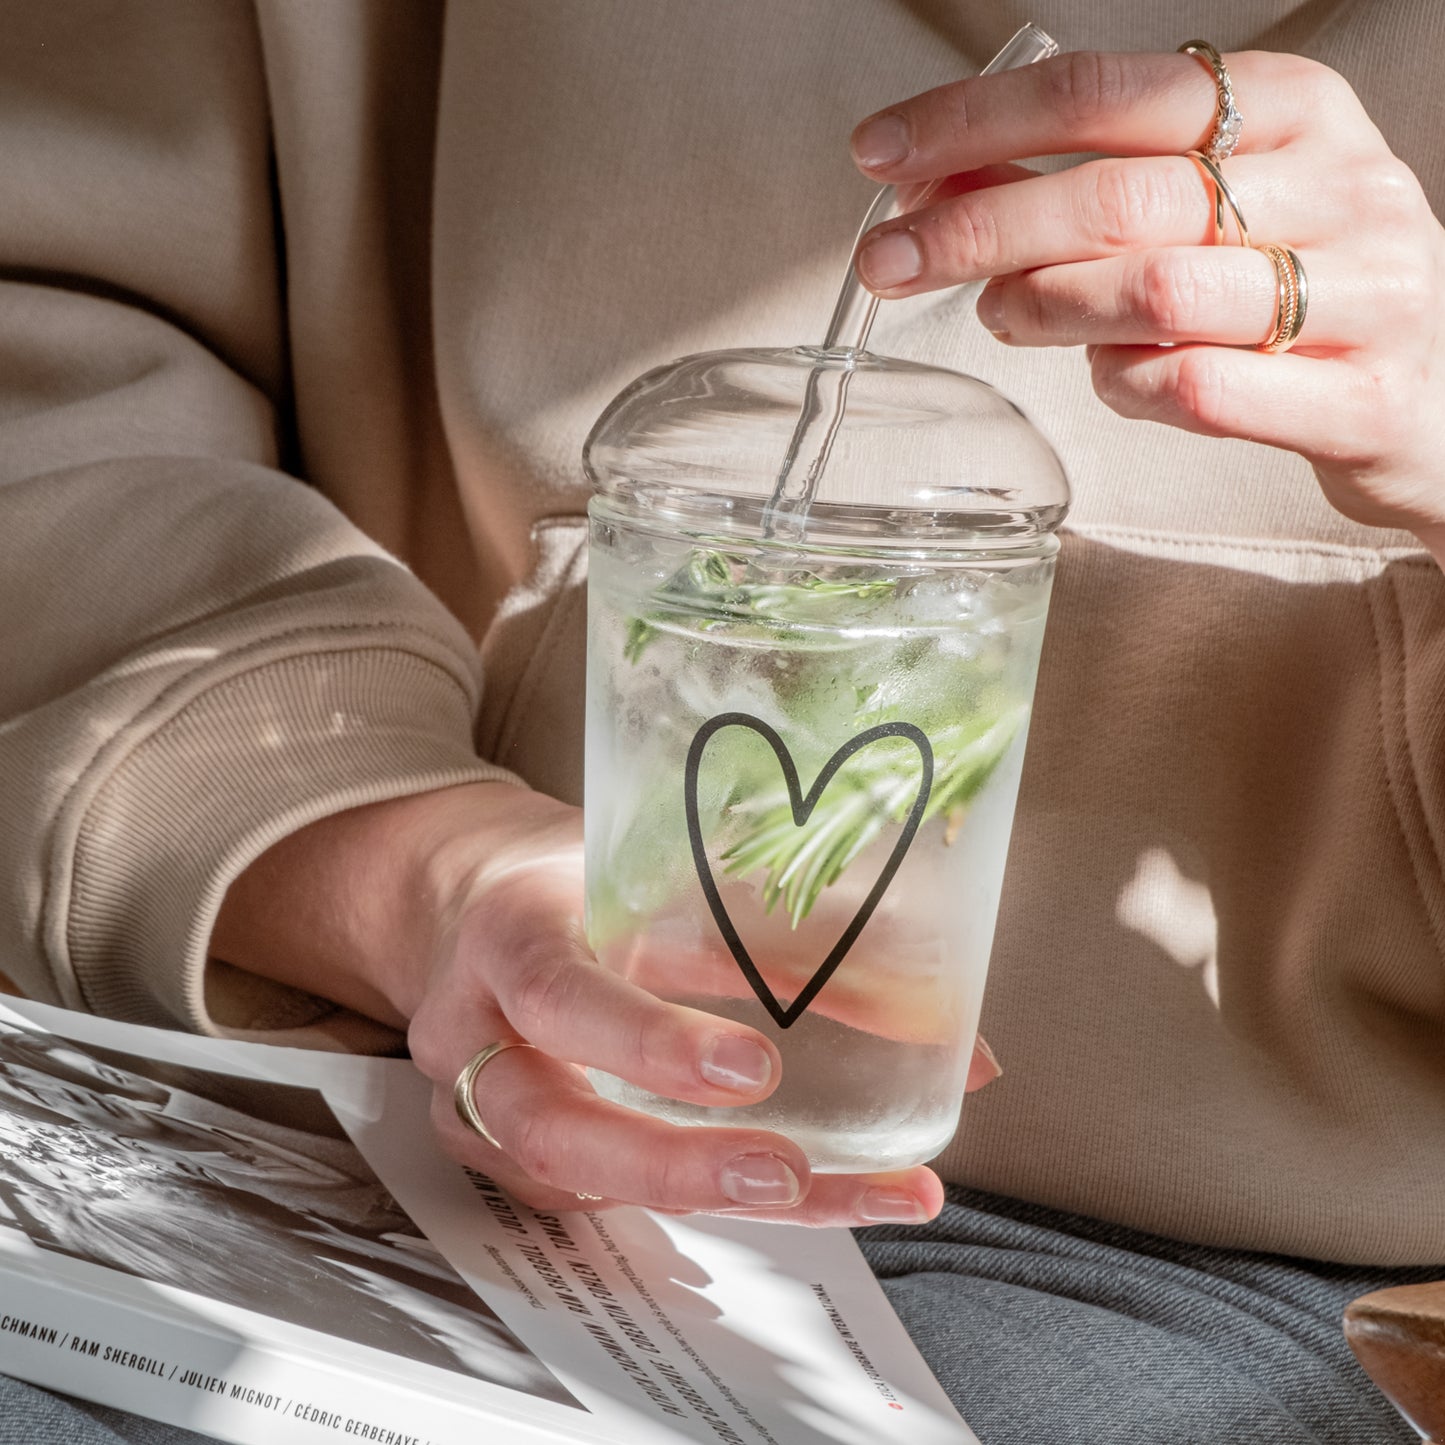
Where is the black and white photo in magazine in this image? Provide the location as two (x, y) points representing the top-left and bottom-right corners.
(0, 1019), (580, 1406)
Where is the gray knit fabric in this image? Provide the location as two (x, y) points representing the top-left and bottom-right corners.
(0, 1379), (215, 1445)
(857, 1187), (1437, 1443)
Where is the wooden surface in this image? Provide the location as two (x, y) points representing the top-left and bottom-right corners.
(1346, 1280), (1445, 1441)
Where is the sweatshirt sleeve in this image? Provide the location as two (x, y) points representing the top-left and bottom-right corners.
(0, 3), (511, 1047)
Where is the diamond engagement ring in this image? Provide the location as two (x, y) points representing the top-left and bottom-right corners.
(1179, 40), (1244, 163)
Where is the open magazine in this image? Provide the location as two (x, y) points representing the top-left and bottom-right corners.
(0, 997), (979, 1445)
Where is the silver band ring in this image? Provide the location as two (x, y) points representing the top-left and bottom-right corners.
(1185, 149), (1251, 247)
(1179, 40), (1244, 163)
(453, 1039), (537, 1148)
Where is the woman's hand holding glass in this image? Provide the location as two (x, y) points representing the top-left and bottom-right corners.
(214, 783), (1004, 1221)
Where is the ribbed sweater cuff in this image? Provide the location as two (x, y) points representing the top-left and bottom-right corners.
(61, 647), (515, 1047)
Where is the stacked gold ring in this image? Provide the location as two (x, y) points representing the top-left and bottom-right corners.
(1255, 243), (1310, 352)
(1177, 41), (1309, 353)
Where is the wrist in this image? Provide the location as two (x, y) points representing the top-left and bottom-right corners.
(211, 781), (528, 1027)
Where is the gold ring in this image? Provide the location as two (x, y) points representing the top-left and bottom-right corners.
(1254, 243), (1309, 352)
(1185, 149), (1250, 247)
(452, 1039), (537, 1147)
(575, 1193), (604, 1203)
(1179, 40), (1244, 163)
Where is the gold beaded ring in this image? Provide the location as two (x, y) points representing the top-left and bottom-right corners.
(1254, 243), (1310, 352)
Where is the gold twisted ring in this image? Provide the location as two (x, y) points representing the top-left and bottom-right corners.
(1254, 243), (1310, 353)
(453, 1039), (537, 1148)
(1179, 40), (1244, 163)
(1185, 149), (1250, 247)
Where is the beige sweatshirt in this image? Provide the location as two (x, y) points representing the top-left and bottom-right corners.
(2, 0), (1442, 1266)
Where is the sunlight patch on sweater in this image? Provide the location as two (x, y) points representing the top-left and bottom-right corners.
(1117, 846), (1219, 1006)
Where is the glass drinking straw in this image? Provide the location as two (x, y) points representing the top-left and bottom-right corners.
(762, 22), (1060, 540)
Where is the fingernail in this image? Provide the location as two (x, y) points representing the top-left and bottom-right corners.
(700, 1035), (773, 1093)
(858, 1188), (929, 1225)
(976, 284), (1008, 339)
(720, 1153), (801, 1207)
(974, 1034), (1003, 1080)
(857, 230), (923, 290)
(851, 113), (911, 170)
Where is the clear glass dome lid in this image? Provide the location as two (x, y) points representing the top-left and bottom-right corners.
(584, 23), (1069, 553)
(583, 344), (1070, 548)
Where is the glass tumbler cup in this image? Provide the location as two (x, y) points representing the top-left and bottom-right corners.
(581, 346), (1068, 1172)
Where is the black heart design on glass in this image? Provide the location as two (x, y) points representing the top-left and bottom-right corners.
(684, 712), (933, 1029)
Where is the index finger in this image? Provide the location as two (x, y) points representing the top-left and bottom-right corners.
(850, 49), (1358, 181)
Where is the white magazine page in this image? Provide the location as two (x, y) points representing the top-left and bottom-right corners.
(351, 1070), (976, 1445)
(0, 998), (979, 1445)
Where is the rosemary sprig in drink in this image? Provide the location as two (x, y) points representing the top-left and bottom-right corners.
(719, 707), (1023, 927)
(624, 549), (895, 663)
(621, 549), (1023, 925)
